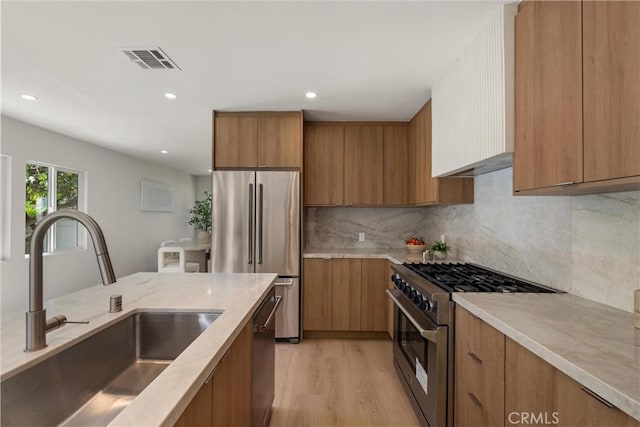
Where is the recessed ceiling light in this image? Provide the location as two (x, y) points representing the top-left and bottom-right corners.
(164, 93), (177, 100)
(305, 92), (317, 99)
(208, 169), (213, 173)
(21, 94), (38, 101)
(161, 150), (168, 154)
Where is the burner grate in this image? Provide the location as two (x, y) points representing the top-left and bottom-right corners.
(404, 262), (556, 293)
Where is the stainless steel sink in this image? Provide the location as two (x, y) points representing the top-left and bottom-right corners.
(1, 310), (222, 427)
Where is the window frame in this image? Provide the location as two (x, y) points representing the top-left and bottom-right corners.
(0, 154), (11, 261)
(25, 160), (87, 257)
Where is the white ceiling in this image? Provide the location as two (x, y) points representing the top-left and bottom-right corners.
(1, 1), (506, 175)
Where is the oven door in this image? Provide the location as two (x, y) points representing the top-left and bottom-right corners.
(387, 289), (448, 427)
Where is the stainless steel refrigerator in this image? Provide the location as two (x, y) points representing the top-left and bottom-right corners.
(212, 171), (300, 342)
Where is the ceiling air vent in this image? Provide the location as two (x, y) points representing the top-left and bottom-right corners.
(122, 47), (180, 70)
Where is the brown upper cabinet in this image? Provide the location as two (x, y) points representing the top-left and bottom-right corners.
(513, 1), (640, 195)
(409, 101), (474, 205)
(582, 1), (640, 183)
(303, 125), (345, 205)
(344, 126), (384, 205)
(304, 115), (472, 207)
(304, 122), (405, 206)
(383, 126), (410, 205)
(213, 111), (302, 169)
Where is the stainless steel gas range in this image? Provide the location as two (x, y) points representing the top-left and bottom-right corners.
(387, 262), (560, 427)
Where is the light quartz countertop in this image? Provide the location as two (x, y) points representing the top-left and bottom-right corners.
(454, 293), (640, 422)
(303, 247), (427, 264)
(0, 272), (277, 427)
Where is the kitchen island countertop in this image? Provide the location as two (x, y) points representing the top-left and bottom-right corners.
(0, 272), (276, 426)
(454, 292), (640, 422)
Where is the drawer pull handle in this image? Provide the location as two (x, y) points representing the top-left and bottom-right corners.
(581, 387), (614, 408)
(468, 392), (482, 408)
(467, 352), (482, 364)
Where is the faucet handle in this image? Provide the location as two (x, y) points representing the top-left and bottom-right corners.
(45, 315), (89, 332)
(45, 315), (67, 332)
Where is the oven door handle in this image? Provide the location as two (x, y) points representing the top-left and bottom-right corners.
(386, 289), (440, 344)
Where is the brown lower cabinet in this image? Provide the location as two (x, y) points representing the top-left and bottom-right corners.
(455, 306), (638, 427)
(455, 306), (505, 427)
(174, 320), (252, 427)
(505, 338), (639, 427)
(303, 258), (389, 333)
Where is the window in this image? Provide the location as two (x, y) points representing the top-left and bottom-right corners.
(25, 162), (85, 255)
(0, 155), (11, 261)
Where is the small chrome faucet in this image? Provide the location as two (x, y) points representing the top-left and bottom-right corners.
(25, 210), (116, 352)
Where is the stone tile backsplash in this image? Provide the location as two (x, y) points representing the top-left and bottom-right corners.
(422, 168), (639, 313)
(304, 168), (640, 312)
(305, 207), (428, 249)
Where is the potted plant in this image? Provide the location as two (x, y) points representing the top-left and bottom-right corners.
(430, 239), (450, 261)
(188, 191), (212, 244)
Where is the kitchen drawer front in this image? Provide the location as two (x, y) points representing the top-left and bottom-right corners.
(455, 337), (504, 427)
(456, 306), (505, 380)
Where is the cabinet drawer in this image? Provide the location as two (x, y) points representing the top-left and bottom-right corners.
(455, 338), (504, 427)
(455, 306), (505, 380)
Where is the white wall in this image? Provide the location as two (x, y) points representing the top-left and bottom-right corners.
(0, 116), (196, 314)
(195, 175), (212, 201)
(423, 168), (640, 313)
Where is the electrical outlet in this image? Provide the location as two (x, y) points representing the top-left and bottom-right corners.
(358, 232), (365, 242)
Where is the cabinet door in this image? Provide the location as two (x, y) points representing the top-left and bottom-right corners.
(360, 259), (388, 332)
(513, 1), (583, 191)
(344, 126), (384, 205)
(413, 101), (438, 204)
(303, 125), (344, 205)
(407, 118), (417, 205)
(214, 116), (258, 168)
(174, 379), (212, 427)
(332, 259), (362, 330)
(456, 306), (505, 380)
(302, 259), (333, 330)
(583, 1), (640, 182)
(257, 116), (302, 168)
(455, 337), (504, 427)
(383, 126), (409, 205)
(506, 338), (638, 427)
(211, 321), (252, 427)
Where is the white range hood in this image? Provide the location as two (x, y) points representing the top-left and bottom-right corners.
(432, 3), (517, 177)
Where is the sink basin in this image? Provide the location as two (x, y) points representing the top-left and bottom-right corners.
(1, 310), (222, 427)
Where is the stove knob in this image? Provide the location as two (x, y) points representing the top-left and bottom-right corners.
(423, 299), (433, 312)
(404, 286), (413, 297)
(419, 299), (427, 310)
(414, 294), (423, 304)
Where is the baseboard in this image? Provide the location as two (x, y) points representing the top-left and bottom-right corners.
(302, 330), (391, 340)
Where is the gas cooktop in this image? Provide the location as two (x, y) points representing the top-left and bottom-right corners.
(403, 262), (558, 293)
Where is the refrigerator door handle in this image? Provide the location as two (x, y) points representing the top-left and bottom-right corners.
(248, 183), (254, 265)
(258, 183), (264, 264)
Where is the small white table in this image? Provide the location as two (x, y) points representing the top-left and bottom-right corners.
(183, 244), (211, 272)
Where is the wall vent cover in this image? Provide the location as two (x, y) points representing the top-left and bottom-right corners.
(122, 47), (180, 70)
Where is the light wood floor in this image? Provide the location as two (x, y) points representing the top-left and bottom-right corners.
(270, 339), (422, 427)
